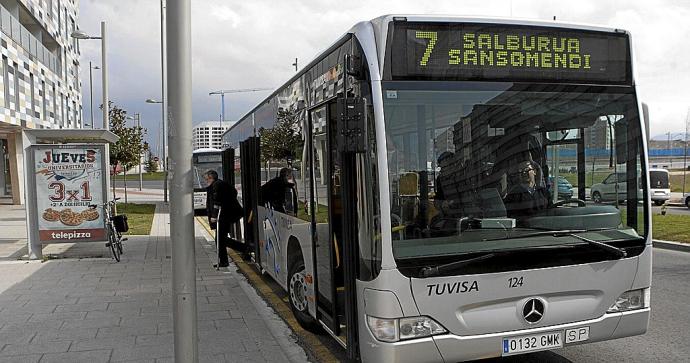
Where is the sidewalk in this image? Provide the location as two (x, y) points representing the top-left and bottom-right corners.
(0, 203), (309, 362)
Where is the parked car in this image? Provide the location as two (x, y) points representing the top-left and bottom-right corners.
(547, 176), (574, 200)
(590, 172), (643, 203)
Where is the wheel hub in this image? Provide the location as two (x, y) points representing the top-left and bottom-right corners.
(290, 269), (308, 312)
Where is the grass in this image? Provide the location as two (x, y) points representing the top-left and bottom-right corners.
(115, 203), (156, 235)
(297, 201), (329, 223)
(114, 172), (165, 182)
(652, 213), (690, 243)
(669, 174), (690, 193)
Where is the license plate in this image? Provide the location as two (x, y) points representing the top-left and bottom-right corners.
(565, 326), (590, 344)
(502, 331), (562, 356)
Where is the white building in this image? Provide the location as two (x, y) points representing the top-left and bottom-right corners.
(0, 0), (82, 205)
(193, 121), (233, 150)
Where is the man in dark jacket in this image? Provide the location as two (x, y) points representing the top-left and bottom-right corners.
(205, 170), (241, 268)
(504, 161), (549, 219)
(260, 168), (297, 215)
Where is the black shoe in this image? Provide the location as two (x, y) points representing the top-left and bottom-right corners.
(213, 263), (229, 268)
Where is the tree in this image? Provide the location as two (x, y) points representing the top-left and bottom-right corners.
(145, 151), (158, 173)
(259, 108), (303, 167)
(104, 102), (146, 202)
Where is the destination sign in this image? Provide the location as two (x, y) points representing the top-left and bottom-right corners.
(388, 22), (631, 84)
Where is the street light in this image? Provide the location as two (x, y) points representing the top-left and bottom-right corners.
(146, 98), (167, 202)
(89, 62), (100, 129)
(71, 22), (108, 130)
(127, 114), (143, 191)
(209, 88), (272, 147)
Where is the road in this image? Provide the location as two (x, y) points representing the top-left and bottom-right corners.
(478, 248), (690, 362)
(114, 180), (164, 189)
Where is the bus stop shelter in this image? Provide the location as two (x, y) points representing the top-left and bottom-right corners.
(22, 129), (118, 260)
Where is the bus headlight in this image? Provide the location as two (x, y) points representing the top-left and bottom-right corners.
(399, 316), (447, 340)
(366, 315), (447, 342)
(607, 288), (650, 312)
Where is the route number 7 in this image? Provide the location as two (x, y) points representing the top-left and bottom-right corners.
(415, 31), (438, 66)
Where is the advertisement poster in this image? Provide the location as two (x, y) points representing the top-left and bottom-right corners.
(33, 145), (106, 242)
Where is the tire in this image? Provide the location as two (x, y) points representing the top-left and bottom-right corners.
(109, 229), (120, 262)
(115, 230), (124, 255)
(592, 191), (602, 204)
(654, 200), (664, 206)
(287, 256), (319, 332)
(686, 197), (690, 210)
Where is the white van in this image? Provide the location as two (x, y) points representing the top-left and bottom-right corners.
(648, 168), (670, 206)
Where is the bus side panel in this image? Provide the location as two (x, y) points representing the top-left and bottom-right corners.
(257, 206), (317, 317)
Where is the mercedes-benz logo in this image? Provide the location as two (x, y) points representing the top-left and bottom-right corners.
(522, 298), (545, 324)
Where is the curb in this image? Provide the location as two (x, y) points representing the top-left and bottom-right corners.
(653, 239), (690, 252)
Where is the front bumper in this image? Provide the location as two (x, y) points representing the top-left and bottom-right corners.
(361, 309), (649, 363)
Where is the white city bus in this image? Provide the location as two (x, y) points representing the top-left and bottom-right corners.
(222, 15), (651, 362)
(192, 148), (223, 211)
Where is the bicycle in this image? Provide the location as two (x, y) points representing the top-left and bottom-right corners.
(90, 198), (127, 262)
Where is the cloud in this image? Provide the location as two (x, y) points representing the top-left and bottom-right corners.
(79, 0), (690, 152)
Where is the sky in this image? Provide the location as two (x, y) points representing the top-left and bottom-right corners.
(78, 0), (690, 154)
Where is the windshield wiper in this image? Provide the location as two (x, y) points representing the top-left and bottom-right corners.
(482, 229), (588, 242)
(567, 233), (627, 258)
(487, 229), (628, 258)
(419, 231), (630, 278)
(420, 252), (497, 278)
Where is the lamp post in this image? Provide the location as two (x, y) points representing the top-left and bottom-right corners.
(89, 62), (100, 129)
(146, 98), (168, 202)
(71, 22), (108, 130)
(209, 88), (272, 146)
(127, 113), (144, 191)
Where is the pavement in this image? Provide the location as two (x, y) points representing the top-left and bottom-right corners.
(0, 200), (310, 363)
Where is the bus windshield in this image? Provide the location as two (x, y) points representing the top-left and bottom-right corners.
(193, 152), (223, 190)
(383, 82), (647, 268)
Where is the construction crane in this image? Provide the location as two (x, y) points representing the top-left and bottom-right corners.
(208, 88), (273, 127)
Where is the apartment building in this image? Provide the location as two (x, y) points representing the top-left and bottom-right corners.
(0, 0), (81, 205)
(193, 121), (233, 150)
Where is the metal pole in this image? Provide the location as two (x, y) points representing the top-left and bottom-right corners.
(221, 92), (225, 123)
(161, 0), (169, 203)
(682, 109), (690, 198)
(167, 0), (198, 361)
(101, 21), (108, 130)
(137, 114), (143, 191)
(220, 92), (224, 147)
(89, 61), (94, 129)
(667, 132), (671, 167)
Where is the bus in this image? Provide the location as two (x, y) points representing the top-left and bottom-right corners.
(221, 15), (651, 362)
(192, 148), (223, 211)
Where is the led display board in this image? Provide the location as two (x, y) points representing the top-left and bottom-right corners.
(388, 22), (631, 84)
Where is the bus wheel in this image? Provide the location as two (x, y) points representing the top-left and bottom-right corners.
(592, 192), (602, 203)
(288, 257), (319, 332)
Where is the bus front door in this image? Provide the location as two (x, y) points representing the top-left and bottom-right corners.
(311, 96), (363, 358)
(310, 103), (346, 340)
